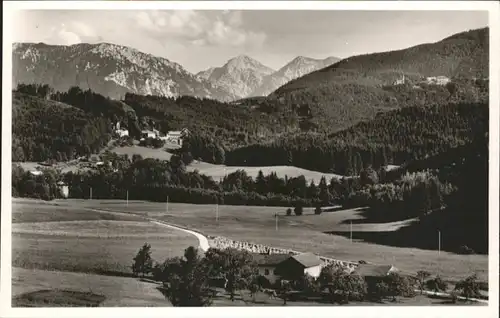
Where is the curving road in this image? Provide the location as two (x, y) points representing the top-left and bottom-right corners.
(149, 219), (210, 252)
(84, 207), (210, 252)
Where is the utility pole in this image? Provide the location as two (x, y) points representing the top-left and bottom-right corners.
(350, 221), (353, 243)
(438, 230), (441, 256)
(166, 196), (169, 213)
(275, 213), (278, 231)
(216, 203), (219, 224)
(90, 187), (92, 200)
(126, 190), (129, 206)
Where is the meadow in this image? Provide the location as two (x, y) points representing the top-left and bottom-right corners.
(12, 200), (198, 276)
(69, 199), (488, 284)
(12, 267), (169, 307)
(111, 145), (344, 183)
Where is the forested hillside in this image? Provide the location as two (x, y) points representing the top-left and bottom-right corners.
(223, 101), (488, 175)
(260, 27), (489, 132)
(12, 91), (111, 162)
(336, 128), (488, 254)
(123, 93), (299, 148)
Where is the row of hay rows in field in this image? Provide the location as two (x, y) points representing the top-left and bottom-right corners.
(208, 236), (359, 271)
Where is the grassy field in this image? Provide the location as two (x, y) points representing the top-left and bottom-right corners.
(66, 199), (488, 283)
(12, 200), (198, 275)
(12, 267), (170, 307)
(111, 145), (344, 183)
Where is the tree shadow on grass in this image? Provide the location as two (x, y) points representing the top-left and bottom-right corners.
(339, 206), (416, 225)
(13, 289), (106, 307)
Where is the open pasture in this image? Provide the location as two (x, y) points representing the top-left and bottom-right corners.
(12, 199), (143, 223)
(69, 199), (488, 283)
(12, 267), (170, 307)
(111, 145), (344, 183)
(12, 200), (198, 275)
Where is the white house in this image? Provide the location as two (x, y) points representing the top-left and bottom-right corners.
(115, 128), (129, 138)
(393, 74), (406, 85)
(253, 252), (323, 284)
(141, 130), (156, 139)
(166, 128), (190, 146)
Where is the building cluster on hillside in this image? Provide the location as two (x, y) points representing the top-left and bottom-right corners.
(140, 127), (190, 146)
(393, 74), (451, 86)
(113, 121), (190, 146)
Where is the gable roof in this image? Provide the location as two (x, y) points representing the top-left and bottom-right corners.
(252, 253), (291, 266)
(354, 264), (396, 277)
(291, 253), (322, 268)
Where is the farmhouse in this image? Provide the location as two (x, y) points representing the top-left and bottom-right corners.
(353, 264), (398, 288)
(275, 253), (323, 280)
(253, 252), (323, 284)
(114, 122), (129, 138)
(253, 253), (291, 284)
(141, 130), (156, 139)
(115, 128), (129, 138)
(166, 128), (190, 146)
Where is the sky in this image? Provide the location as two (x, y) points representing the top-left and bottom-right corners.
(12, 10), (488, 74)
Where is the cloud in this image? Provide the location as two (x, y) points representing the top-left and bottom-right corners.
(45, 21), (100, 45)
(135, 10), (266, 49)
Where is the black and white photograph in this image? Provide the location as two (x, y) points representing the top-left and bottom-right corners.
(1, 1), (498, 317)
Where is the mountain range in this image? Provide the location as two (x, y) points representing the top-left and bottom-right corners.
(12, 42), (238, 101)
(196, 55), (340, 99)
(12, 42), (339, 101)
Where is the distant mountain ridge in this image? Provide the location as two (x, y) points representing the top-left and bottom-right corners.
(250, 55), (340, 97)
(195, 55), (276, 99)
(12, 42), (239, 101)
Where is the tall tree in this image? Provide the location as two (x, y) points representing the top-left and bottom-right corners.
(132, 243), (153, 278)
(167, 246), (213, 306)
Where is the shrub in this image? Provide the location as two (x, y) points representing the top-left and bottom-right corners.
(294, 205), (303, 216)
(454, 274), (481, 301)
(425, 276), (448, 293)
(314, 205), (322, 215)
(286, 208), (292, 216)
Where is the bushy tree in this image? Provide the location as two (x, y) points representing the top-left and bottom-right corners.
(425, 275), (448, 293)
(319, 265), (367, 304)
(204, 248), (258, 302)
(415, 270), (431, 294)
(167, 246), (213, 306)
(384, 272), (416, 302)
(454, 274), (481, 301)
(286, 208), (292, 216)
(132, 243), (153, 277)
(294, 204), (303, 216)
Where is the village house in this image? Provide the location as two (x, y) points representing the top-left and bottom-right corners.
(353, 263), (398, 289)
(141, 130), (156, 139)
(253, 253), (291, 285)
(166, 128), (190, 146)
(393, 74), (406, 85)
(253, 252), (323, 285)
(114, 122), (129, 138)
